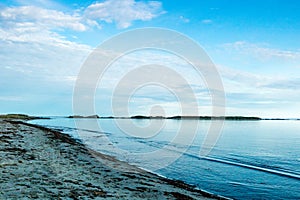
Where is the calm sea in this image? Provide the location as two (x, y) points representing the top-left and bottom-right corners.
(30, 118), (300, 199)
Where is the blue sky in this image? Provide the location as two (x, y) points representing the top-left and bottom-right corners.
(1, 0), (300, 118)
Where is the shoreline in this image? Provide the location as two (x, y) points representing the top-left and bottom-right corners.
(1, 119), (229, 199)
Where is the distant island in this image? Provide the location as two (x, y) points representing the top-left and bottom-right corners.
(67, 115), (262, 120)
(131, 115), (262, 120)
(0, 114), (49, 120)
(2, 114), (298, 121)
(131, 115), (164, 119)
(169, 116), (261, 120)
(67, 115), (100, 119)
(66, 115), (300, 121)
(68, 115), (261, 120)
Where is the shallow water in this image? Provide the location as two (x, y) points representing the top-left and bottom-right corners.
(30, 118), (300, 199)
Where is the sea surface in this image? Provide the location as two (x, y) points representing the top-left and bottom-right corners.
(30, 118), (300, 199)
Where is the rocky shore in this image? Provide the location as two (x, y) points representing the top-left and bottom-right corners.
(0, 119), (226, 199)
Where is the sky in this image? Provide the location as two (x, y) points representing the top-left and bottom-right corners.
(1, 0), (300, 118)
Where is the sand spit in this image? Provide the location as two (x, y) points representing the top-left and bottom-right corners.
(0, 120), (227, 199)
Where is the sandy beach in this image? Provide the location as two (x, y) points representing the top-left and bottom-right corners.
(0, 119), (226, 199)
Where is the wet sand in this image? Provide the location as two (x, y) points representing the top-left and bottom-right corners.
(0, 119), (227, 199)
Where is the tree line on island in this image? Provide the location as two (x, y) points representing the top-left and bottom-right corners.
(67, 115), (262, 120)
(1, 114), (297, 121)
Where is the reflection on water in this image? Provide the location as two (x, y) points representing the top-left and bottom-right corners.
(30, 118), (300, 199)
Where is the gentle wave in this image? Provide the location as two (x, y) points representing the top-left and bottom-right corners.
(127, 137), (300, 180)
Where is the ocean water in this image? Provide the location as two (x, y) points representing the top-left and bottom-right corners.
(30, 118), (300, 199)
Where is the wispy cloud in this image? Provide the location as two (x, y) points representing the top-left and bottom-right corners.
(0, 96), (24, 101)
(179, 15), (190, 23)
(217, 64), (300, 117)
(0, 5), (96, 46)
(0, 0), (164, 83)
(0, 6), (88, 31)
(260, 78), (300, 90)
(0, 0), (164, 44)
(0, 1), (165, 115)
(222, 41), (300, 60)
(201, 19), (213, 24)
(84, 0), (164, 28)
(86, 50), (217, 116)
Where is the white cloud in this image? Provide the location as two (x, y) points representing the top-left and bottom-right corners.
(0, 6), (92, 90)
(88, 49), (213, 116)
(201, 19), (213, 24)
(216, 64), (300, 117)
(84, 0), (164, 28)
(0, 96), (24, 101)
(0, 1), (164, 44)
(218, 64), (300, 93)
(0, 39), (91, 84)
(0, 5), (98, 48)
(223, 41), (300, 60)
(0, 1), (164, 115)
(179, 15), (190, 23)
(0, 6), (88, 31)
